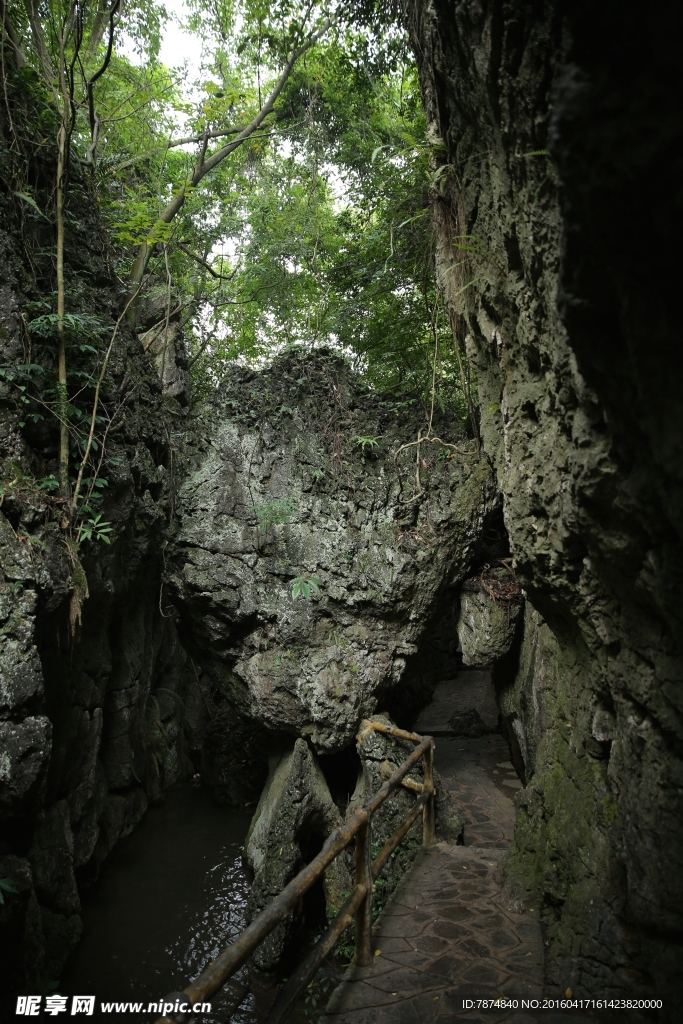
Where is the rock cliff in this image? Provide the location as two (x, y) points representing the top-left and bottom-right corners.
(1, 275), (499, 993)
(0, 173), (202, 992)
(4, 0), (680, 1006)
(407, 0), (683, 1006)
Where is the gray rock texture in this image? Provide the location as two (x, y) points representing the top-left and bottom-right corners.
(407, 0), (683, 1009)
(167, 351), (499, 754)
(243, 712), (464, 971)
(0, 168), (206, 996)
(245, 738), (349, 969)
(352, 714), (463, 847)
(456, 583), (522, 667)
(1, 264), (498, 992)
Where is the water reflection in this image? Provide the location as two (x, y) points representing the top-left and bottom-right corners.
(62, 782), (258, 1022)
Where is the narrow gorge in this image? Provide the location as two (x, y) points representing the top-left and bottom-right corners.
(1, 1), (680, 1021)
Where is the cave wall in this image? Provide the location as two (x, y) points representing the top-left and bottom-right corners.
(407, 0), (683, 1005)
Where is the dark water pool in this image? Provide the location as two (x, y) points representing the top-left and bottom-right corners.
(62, 781), (258, 1023)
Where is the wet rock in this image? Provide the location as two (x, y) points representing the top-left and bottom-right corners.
(245, 738), (349, 970)
(29, 801), (80, 916)
(93, 788), (149, 865)
(40, 906), (82, 980)
(200, 703), (269, 807)
(71, 761), (109, 869)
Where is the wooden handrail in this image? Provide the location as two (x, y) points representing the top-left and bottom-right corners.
(155, 721), (436, 1024)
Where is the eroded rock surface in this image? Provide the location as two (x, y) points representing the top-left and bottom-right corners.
(0, 187), (204, 992)
(408, 0), (683, 1008)
(245, 738), (349, 969)
(356, 714), (463, 844)
(168, 352), (499, 753)
(456, 582), (522, 667)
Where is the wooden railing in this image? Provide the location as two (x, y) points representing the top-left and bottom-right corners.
(156, 721), (435, 1024)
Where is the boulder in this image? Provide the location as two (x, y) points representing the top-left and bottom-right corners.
(245, 738), (350, 970)
(456, 579), (522, 666)
(168, 351), (499, 752)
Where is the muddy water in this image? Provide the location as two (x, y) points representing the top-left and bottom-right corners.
(62, 781), (258, 1023)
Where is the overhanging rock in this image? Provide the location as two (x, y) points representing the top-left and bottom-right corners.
(456, 579), (523, 667)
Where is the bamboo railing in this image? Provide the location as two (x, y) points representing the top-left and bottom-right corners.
(155, 721), (436, 1024)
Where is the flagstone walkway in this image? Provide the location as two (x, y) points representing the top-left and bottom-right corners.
(322, 672), (597, 1024)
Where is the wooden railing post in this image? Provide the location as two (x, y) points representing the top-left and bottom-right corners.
(353, 818), (373, 966)
(423, 741), (436, 846)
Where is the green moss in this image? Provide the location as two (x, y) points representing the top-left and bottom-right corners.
(599, 794), (620, 828)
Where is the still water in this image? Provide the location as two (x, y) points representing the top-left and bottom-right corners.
(62, 781), (258, 1023)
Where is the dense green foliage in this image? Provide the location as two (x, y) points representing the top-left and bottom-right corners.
(3, 0), (474, 435)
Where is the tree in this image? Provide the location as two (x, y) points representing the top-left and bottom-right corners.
(126, 10), (335, 312)
(4, 0), (476, 509)
(169, 29), (473, 417)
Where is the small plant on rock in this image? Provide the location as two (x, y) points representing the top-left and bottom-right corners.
(252, 498), (298, 548)
(291, 574), (323, 600)
(351, 434), (382, 454)
(303, 966), (338, 1020)
(76, 512), (113, 545)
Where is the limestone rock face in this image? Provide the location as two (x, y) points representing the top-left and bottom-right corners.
(408, 0), (683, 1007)
(456, 585), (522, 667)
(138, 284), (191, 409)
(0, 716), (51, 814)
(168, 352), (499, 752)
(244, 738), (348, 969)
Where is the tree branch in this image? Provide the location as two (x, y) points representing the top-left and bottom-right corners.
(103, 125), (248, 172)
(127, 17), (333, 308)
(84, 0), (113, 60)
(86, 0), (121, 158)
(23, 0), (55, 86)
(175, 242), (239, 280)
(2, 1), (25, 68)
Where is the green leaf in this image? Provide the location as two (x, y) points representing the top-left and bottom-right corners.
(291, 575), (323, 600)
(14, 192), (50, 220)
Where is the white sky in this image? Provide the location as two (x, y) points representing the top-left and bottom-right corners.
(158, 0), (204, 72)
(118, 0), (203, 73)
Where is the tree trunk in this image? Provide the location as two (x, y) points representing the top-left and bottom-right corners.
(56, 27), (70, 500)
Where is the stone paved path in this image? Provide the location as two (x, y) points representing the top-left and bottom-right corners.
(323, 843), (545, 1023)
(322, 672), (597, 1024)
(414, 672), (499, 738)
